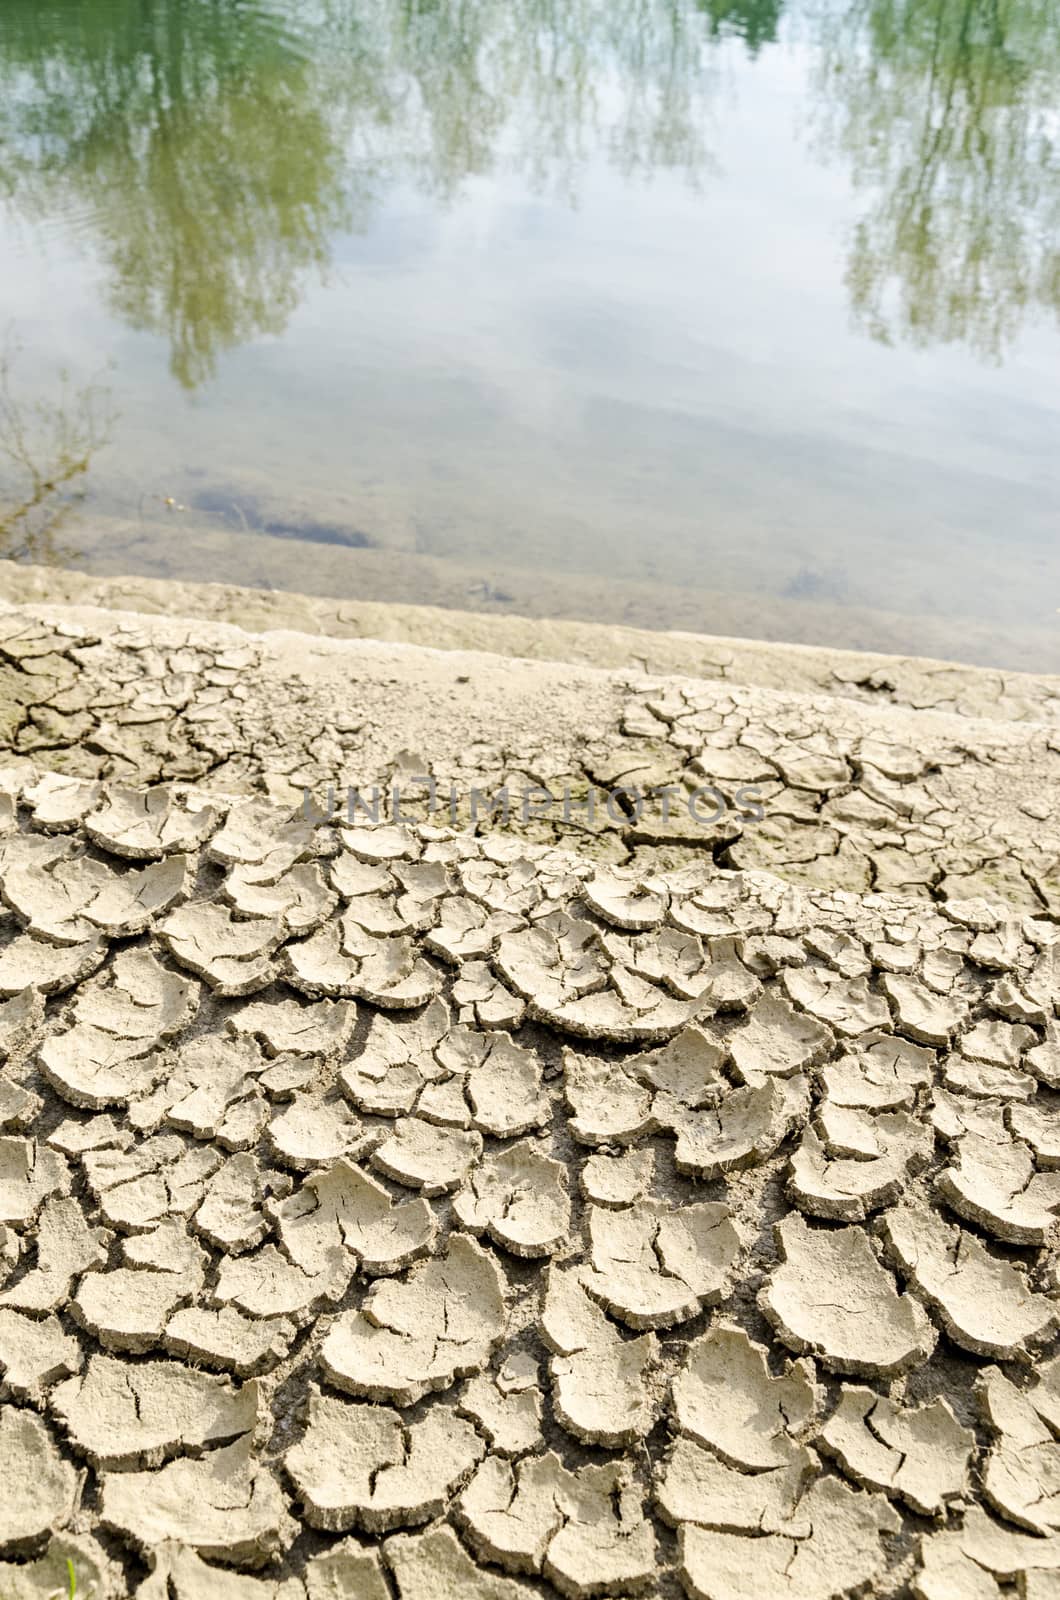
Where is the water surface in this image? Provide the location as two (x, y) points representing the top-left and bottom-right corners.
(0, 0), (1058, 668)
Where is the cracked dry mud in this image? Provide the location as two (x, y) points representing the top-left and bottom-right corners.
(2, 582), (1060, 1598)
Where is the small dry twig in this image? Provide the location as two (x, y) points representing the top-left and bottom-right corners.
(0, 330), (117, 563)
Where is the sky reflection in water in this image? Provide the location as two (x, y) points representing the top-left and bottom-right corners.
(0, 0), (1057, 668)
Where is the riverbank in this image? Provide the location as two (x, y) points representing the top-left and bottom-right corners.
(1, 567), (1059, 1599)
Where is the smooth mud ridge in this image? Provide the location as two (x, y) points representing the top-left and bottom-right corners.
(0, 584), (1060, 1599)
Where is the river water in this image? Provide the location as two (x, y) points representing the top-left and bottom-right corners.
(0, 0), (1057, 668)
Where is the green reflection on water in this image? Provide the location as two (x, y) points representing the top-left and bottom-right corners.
(0, 337), (117, 563)
(698, 0), (783, 53)
(814, 0), (1060, 360)
(0, 1), (359, 388)
(0, 0), (1056, 386)
(0, 0), (729, 384)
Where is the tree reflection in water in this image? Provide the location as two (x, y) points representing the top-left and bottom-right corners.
(0, 2), (359, 389)
(812, 0), (1060, 358)
(698, 0), (784, 54)
(0, 0), (1056, 384)
(0, 0), (724, 387)
(0, 338), (116, 563)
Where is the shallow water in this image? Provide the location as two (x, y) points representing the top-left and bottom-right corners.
(0, 0), (1057, 669)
